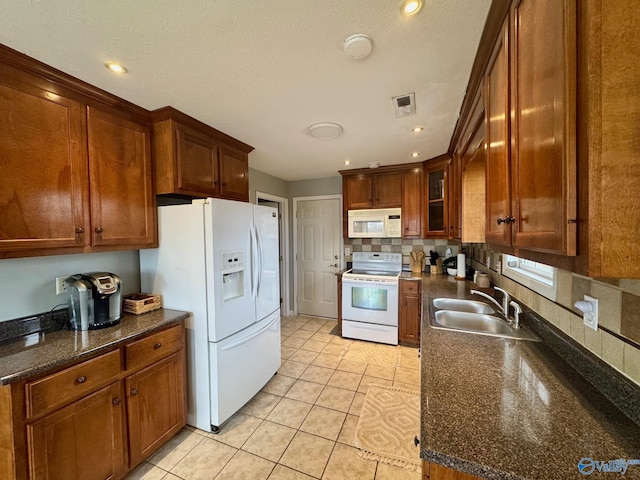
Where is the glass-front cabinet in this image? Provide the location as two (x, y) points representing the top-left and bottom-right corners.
(424, 157), (449, 237)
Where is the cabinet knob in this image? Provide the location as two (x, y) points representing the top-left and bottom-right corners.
(154, 342), (162, 350)
(221, 182), (227, 187)
(408, 286), (414, 291)
(403, 302), (408, 307)
(95, 227), (103, 233)
(112, 398), (121, 406)
(130, 389), (138, 396)
(76, 376), (87, 384)
(214, 180), (219, 185)
(75, 227), (84, 234)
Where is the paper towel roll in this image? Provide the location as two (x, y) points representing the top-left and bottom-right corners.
(456, 253), (466, 279)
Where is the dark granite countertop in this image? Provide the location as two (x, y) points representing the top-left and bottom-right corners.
(419, 274), (640, 480)
(0, 309), (189, 385)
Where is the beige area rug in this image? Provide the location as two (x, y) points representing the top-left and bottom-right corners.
(354, 384), (421, 472)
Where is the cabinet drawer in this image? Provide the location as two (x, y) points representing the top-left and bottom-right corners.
(26, 349), (121, 418)
(401, 281), (421, 296)
(125, 325), (183, 372)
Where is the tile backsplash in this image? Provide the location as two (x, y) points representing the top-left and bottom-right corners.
(465, 243), (640, 387)
(343, 238), (459, 266)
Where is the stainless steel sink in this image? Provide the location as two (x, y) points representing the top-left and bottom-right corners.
(430, 310), (540, 341)
(432, 298), (496, 314)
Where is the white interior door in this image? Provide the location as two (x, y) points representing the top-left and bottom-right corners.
(295, 197), (341, 318)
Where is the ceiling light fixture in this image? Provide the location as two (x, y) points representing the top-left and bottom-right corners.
(344, 160), (351, 165)
(105, 62), (128, 74)
(401, 0), (423, 15)
(369, 163), (380, 169)
(411, 152), (420, 158)
(343, 34), (373, 60)
(306, 122), (344, 139)
(412, 126), (424, 133)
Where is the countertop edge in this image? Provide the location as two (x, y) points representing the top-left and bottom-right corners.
(0, 310), (190, 385)
(422, 449), (523, 480)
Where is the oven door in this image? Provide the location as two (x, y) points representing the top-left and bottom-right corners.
(342, 277), (398, 326)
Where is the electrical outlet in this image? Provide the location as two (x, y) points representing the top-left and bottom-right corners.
(344, 247), (351, 256)
(575, 295), (599, 331)
(55, 276), (68, 295)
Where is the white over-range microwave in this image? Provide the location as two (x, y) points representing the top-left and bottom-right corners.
(347, 208), (402, 238)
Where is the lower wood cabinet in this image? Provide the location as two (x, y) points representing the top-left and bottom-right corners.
(27, 383), (125, 480)
(0, 323), (186, 480)
(399, 279), (422, 345)
(126, 351), (185, 467)
(423, 461), (481, 480)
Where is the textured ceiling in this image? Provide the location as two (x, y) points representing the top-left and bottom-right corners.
(0, 0), (491, 181)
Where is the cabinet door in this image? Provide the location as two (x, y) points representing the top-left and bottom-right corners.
(373, 173), (402, 208)
(175, 124), (219, 196)
(0, 68), (89, 254)
(219, 146), (249, 202)
(402, 168), (423, 238)
(27, 383), (124, 480)
(345, 175), (373, 209)
(87, 107), (156, 248)
(424, 159), (449, 237)
(448, 155), (462, 240)
(484, 18), (512, 246)
(399, 280), (421, 345)
(126, 352), (185, 468)
(510, 0), (576, 255)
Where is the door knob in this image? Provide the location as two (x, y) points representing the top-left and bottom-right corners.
(334, 255), (339, 260)
(329, 263), (338, 268)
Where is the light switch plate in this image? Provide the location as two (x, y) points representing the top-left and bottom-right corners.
(344, 247), (351, 256)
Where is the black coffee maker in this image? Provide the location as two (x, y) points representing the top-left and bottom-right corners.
(64, 272), (122, 330)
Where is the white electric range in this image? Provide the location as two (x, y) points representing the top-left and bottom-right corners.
(341, 252), (402, 345)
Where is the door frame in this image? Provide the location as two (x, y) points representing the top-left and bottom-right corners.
(255, 191), (291, 316)
(292, 194), (343, 316)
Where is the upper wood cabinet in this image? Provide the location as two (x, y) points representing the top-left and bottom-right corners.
(343, 171), (402, 210)
(402, 167), (423, 238)
(483, 1), (576, 255)
(510, 0), (576, 255)
(424, 156), (450, 238)
(0, 68), (89, 254)
(340, 164), (422, 238)
(87, 107), (156, 249)
(575, 0), (640, 278)
(484, 16), (512, 248)
(152, 107), (253, 202)
(0, 46), (157, 259)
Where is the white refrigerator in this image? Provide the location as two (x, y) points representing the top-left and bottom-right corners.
(139, 198), (281, 432)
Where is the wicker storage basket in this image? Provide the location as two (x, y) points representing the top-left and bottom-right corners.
(122, 293), (163, 315)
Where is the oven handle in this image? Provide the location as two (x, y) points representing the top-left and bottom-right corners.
(342, 278), (398, 286)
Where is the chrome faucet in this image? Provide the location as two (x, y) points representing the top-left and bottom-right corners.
(470, 289), (505, 313)
(470, 287), (511, 315)
(510, 301), (522, 329)
(493, 287), (511, 315)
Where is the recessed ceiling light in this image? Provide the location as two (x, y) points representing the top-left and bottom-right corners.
(105, 62), (128, 74)
(411, 152), (420, 158)
(344, 160), (351, 165)
(401, 0), (423, 15)
(412, 126), (424, 133)
(306, 122), (344, 139)
(369, 163), (380, 169)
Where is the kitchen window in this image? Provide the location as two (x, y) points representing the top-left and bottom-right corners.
(502, 255), (557, 301)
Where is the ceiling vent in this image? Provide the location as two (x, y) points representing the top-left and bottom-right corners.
(392, 92), (416, 118)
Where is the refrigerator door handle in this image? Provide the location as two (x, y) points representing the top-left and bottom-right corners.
(221, 314), (278, 351)
(255, 223), (263, 298)
(250, 223), (258, 300)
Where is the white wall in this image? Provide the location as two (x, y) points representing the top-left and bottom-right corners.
(0, 250), (141, 322)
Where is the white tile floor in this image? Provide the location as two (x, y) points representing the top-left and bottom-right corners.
(127, 315), (421, 480)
